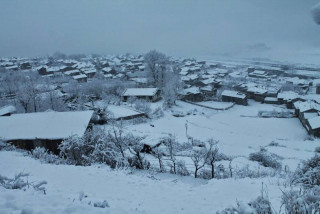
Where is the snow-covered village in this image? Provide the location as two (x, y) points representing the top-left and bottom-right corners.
(1, 1), (320, 214)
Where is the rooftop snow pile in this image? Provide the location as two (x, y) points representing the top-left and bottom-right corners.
(221, 90), (246, 99)
(123, 88), (158, 96)
(107, 105), (145, 120)
(0, 111), (93, 141)
(0, 105), (16, 116)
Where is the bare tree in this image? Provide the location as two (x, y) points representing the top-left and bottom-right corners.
(127, 134), (147, 169)
(107, 121), (128, 159)
(163, 134), (179, 174)
(191, 146), (209, 178)
(206, 139), (219, 179)
(153, 145), (166, 171)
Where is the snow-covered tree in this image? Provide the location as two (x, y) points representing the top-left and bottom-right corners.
(162, 66), (182, 108)
(311, 2), (320, 25)
(144, 50), (169, 88)
(163, 134), (179, 174)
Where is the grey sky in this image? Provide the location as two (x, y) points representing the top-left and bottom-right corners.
(0, 0), (319, 60)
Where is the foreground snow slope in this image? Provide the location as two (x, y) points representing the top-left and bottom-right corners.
(0, 151), (284, 214)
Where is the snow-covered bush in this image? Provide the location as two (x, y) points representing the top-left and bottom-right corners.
(59, 128), (120, 167)
(249, 196), (273, 214)
(176, 160), (190, 176)
(249, 150), (282, 169)
(232, 165), (276, 179)
(127, 134), (150, 170)
(32, 147), (62, 164)
(134, 99), (152, 117)
(198, 169), (212, 179)
(281, 187), (320, 214)
(217, 195), (273, 214)
(151, 107), (164, 119)
(0, 172), (47, 194)
(0, 172), (29, 190)
(93, 200), (110, 208)
(293, 154), (320, 188)
(0, 140), (16, 151)
(314, 146), (320, 153)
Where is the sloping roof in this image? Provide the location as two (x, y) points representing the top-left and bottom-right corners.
(277, 91), (299, 100)
(107, 105), (144, 119)
(0, 105), (16, 116)
(123, 88), (158, 97)
(221, 90), (246, 99)
(0, 111), (93, 141)
(180, 87), (201, 95)
(73, 74), (87, 80)
(308, 116), (320, 130)
(297, 101), (320, 113)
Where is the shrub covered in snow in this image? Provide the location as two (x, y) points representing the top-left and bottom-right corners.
(293, 154), (320, 188)
(59, 128), (120, 167)
(176, 160), (190, 176)
(249, 150), (282, 169)
(281, 187), (320, 214)
(0, 172), (47, 194)
(134, 99), (152, 117)
(217, 195), (273, 214)
(0, 140), (16, 151)
(32, 147), (62, 164)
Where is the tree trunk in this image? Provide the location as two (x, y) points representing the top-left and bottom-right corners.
(194, 168), (198, 178)
(211, 163), (215, 179)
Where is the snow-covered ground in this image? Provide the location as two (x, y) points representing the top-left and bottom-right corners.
(124, 100), (318, 170)
(0, 151), (285, 214)
(1, 100), (319, 213)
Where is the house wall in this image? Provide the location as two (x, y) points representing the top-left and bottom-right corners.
(8, 139), (62, 154)
(222, 95), (248, 106)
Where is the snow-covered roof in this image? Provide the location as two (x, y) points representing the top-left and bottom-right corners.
(264, 97), (278, 102)
(201, 78), (215, 85)
(83, 69), (97, 74)
(251, 70), (266, 75)
(221, 90), (246, 99)
(73, 74), (87, 80)
(180, 87), (201, 95)
(247, 87), (268, 94)
(0, 111), (93, 141)
(64, 69), (80, 75)
(131, 78), (148, 84)
(107, 105), (144, 119)
(308, 116), (320, 130)
(298, 101), (320, 113)
(102, 67), (112, 72)
(303, 112), (319, 120)
(0, 105), (16, 116)
(123, 88), (158, 97)
(277, 91), (299, 100)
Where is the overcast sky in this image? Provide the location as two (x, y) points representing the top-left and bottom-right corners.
(0, 0), (320, 61)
